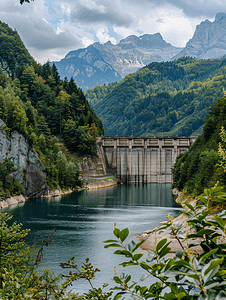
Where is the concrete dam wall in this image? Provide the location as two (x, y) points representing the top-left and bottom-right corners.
(97, 136), (196, 184)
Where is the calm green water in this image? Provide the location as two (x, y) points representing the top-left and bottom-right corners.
(4, 184), (181, 294)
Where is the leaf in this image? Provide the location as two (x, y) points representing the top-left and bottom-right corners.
(103, 239), (118, 243)
(113, 294), (122, 300)
(104, 243), (121, 248)
(140, 286), (148, 295)
(140, 274), (149, 281)
(113, 276), (122, 284)
(146, 252), (155, 262)
(172, 260), (191, 269)
(216, 290), (226, 300)
(132, 240), (145, 253)
(203, 258), (223, 276)
(184, 202), (195, 211)
(140, 261), (151, 271)
(133, 253), (143, 261)
(156, 238), (167, 253)
(159, 245), (171, 259)
(120, 261), (138, 267)
(125, 275), (131, 283)
(113, 228), (121, 238)
(169, 282), (178, 294)
(127, 240), (136, 252)
(114, 250), (132, 258)
(201, 258), (223, 284)
(197, 196), (208, 204)
(119, 228), (129, 242)
(200, 248), (218, 263)
(212, 216), (225, 229)
(175, 250), (185, 259)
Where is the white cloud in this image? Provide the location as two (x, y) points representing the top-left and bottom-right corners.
(113, 2), (203, 47)
(96, 26), (117, 44)
(0, 0), (224, 63)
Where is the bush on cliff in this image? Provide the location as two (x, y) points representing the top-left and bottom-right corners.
(1, 186), (226, 299)
(0, 159), (23, 199)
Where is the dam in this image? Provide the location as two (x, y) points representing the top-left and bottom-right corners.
(97, 136), (196, 184)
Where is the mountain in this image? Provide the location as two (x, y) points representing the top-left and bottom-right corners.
(54, 33), (181, 91)
(85, 56), (226, 136)
(93, 33), (182, 77)
(174, 12), (226, 60)
(54, 45), (122, 91)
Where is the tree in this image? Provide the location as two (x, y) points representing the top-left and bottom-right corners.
(56, 151), (67, 185)
(38, 133), (46, 154)
(65, 161), (79, 187)
(0, 212), (31, 288)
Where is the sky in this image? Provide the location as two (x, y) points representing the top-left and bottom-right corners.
(0, 0), (225, 64)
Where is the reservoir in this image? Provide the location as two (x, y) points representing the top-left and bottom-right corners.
(3, 184), (181, 295)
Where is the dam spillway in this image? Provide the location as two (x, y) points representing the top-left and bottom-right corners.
(97, 136), (196, 184)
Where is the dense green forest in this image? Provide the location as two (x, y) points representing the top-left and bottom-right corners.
(0, 20), (104, 193)
(86, 57), (226, 136)
(172, 92), (226, 195)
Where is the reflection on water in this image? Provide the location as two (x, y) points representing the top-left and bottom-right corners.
(60, 183), (178, 207)
(3, 184), (181, 294)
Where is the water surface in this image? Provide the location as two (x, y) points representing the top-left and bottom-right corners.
(4, 184), (181, 294)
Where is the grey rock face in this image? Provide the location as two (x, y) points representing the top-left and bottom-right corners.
(54, 45), (122, 91)
(0, 120), (51, 198)
(94, 33), (181, 78)
(173, 12), (226, 60)
(54, 33), (181, 91)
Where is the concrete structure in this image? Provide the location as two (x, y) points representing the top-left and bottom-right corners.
(97, 136), (196, 184)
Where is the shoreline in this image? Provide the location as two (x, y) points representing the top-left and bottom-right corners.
(136, 192), (206, 254)
(0, 178), (118, 209)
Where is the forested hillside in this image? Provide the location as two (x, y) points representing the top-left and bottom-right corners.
(0, 20), (36, 78)
(172, 92), (226, 195)
(0, 21), (104, 194)
(86, 57), (226, 136)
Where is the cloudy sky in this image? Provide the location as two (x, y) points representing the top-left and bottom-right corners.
(0, 0), (225, 64)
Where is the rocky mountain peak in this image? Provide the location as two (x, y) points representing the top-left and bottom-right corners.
(118, 33), (171, 49)
(215, 12), (226, 22)
(54, 33), (181, 90)
(173, 12), (226, 60)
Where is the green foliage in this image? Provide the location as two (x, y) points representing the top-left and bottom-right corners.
(172, 93), (226, 195)
(0, 159), (23, 199)
(0, 213), (112, 299)
(86, 57), (226, 136)
(0, 21), (105, 191)
(103, 187), (226, 299)
(63, 120), (97, 155)
(65, 161), (79, 187)
(0, 212), (32, 287)
(0, 21), (36, 78)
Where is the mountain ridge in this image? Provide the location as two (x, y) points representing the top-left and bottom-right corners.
(54, 12), (226, 91)
(54, 32), (182, 91)
(173, 12), (226, 60)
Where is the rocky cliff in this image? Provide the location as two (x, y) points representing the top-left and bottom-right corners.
(174, 12), (226, 60)
(0, 119), (58, 198)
